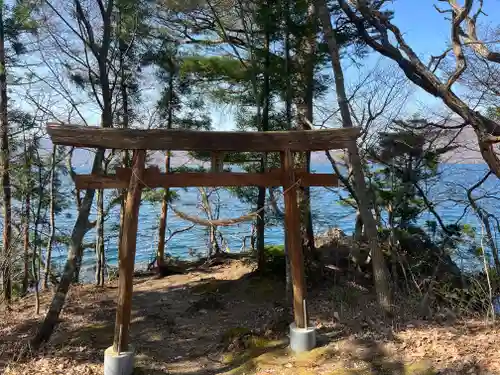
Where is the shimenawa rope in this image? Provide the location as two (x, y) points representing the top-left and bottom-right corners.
(131, 168), (302, 227)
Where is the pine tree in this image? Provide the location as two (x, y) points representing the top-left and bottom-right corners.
(146, 40), (212, 263)
(0, 0), (38, 304)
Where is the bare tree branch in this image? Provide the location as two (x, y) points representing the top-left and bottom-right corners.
(337, 0), (500, 177)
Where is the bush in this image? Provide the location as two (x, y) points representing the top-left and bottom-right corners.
(261, 245), (285, 277)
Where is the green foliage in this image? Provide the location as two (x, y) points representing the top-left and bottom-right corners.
(264, 244), (284, 257)
(259, 244), (286, 276)
(2, 0), (38, 58)
(487, 106), (500, 121)
(180, 56), (249, 82)
(367, 120), (458, 230)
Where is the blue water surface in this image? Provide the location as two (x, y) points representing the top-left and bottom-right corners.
(48, 162), (500, 280)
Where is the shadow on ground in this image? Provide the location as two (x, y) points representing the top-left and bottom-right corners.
(0, 261), (496, 374)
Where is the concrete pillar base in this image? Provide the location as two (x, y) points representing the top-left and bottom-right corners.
(289, 323), (316, 353)
(104, 346), (135, 375)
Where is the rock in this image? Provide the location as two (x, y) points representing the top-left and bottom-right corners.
(315, 227), (347, 248)
(315, 227), (370, 268)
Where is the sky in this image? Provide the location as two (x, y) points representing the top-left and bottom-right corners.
(209, 0), (500, 131)
(33, 1), (500, 130)
(35, 1), (500, 167)
(392, 1), (500, 55)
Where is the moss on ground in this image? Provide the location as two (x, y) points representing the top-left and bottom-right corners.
(221, 327), (252, 343)
(190, 279), (233, 294)
(293, 344), (338, 367)
(220, 326), (288, 374)
(403, 361), (436, 375)
(221, 339), (437, 375)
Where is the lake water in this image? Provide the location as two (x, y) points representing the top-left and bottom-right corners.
(49, 162), (500, 280)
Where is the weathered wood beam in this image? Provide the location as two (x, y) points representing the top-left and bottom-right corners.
(46, 123), (360, 151)
(113, 150), (145, 353)
(281, 149), (307, 329)
(73, 168), (339, 189)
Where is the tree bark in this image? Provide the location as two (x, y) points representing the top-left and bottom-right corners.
(157, 66), (174, 268)
(200, 187), (220, 257)
(284, 0), (293, 298)
(354, 211), (363, 241)
(22, 188), (30, 295)
(468, 172), (500, 273)
(30, 0), (116, 349)
(32, 162), (47, 315)
(118, 157), (128, 255)
(256, 8), (271, 272)
(117, 11), (130, 254)
(30, 150), (104, 349)
(256, 185), (266, 269)
(0, 4), (11, 305)
(157, 154), (170, 267)
(295, 2), (317, 262)
(44, 145), (57, 289)
(316, 0), (392, 313)
(22, 138), (31, 296)
(95, 188), (105, 286)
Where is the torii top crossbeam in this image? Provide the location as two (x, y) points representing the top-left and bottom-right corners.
(46, 122), (360, 357)
(47, 123), (360, 151)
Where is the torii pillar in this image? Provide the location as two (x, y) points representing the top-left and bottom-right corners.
(282, 149), (316, 352)
(104, 150), (146, 375)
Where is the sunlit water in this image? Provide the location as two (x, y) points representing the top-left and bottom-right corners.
(45, 163), (500, 282)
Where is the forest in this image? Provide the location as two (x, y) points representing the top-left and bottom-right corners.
(0, 0), (499, 374)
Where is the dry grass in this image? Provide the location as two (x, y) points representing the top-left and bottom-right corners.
(1, 259), (499, 375)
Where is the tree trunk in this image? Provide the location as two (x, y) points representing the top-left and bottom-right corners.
(22, 138), (31, 296)
(157, 68), (174, 268)
(316, 0), (392, 313)
(284, 0), (292, 298)
(32, 223), (39, 315)
(295, 3), (317, 262)
(30, 0), (115, 349)
(118, 157), (128, 255)
(72, 186), (85, 285)
(95, 189), (105, 286)
(43, 145), (57, 289)
(22, 189), (30, 295)
(468, 174), (500, 273)
(73, 248), (83, 284)
(33, 162), (46, 315)
(256, 185), (266, 270)
(0, 5), (11, 305)
(100, 240), (105, 287)
(354, 211), (363, 241)
(200, 187), (220, 257)
(118, 19), (130, 255)
(256, 11), (271, 272)
(30, 150), (104, 349)
(157, 154), (170, 268)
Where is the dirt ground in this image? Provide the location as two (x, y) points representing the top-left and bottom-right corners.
(1, 258), (499, 375)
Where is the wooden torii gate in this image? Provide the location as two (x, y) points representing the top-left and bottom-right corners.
(46, 123), (360, 356)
